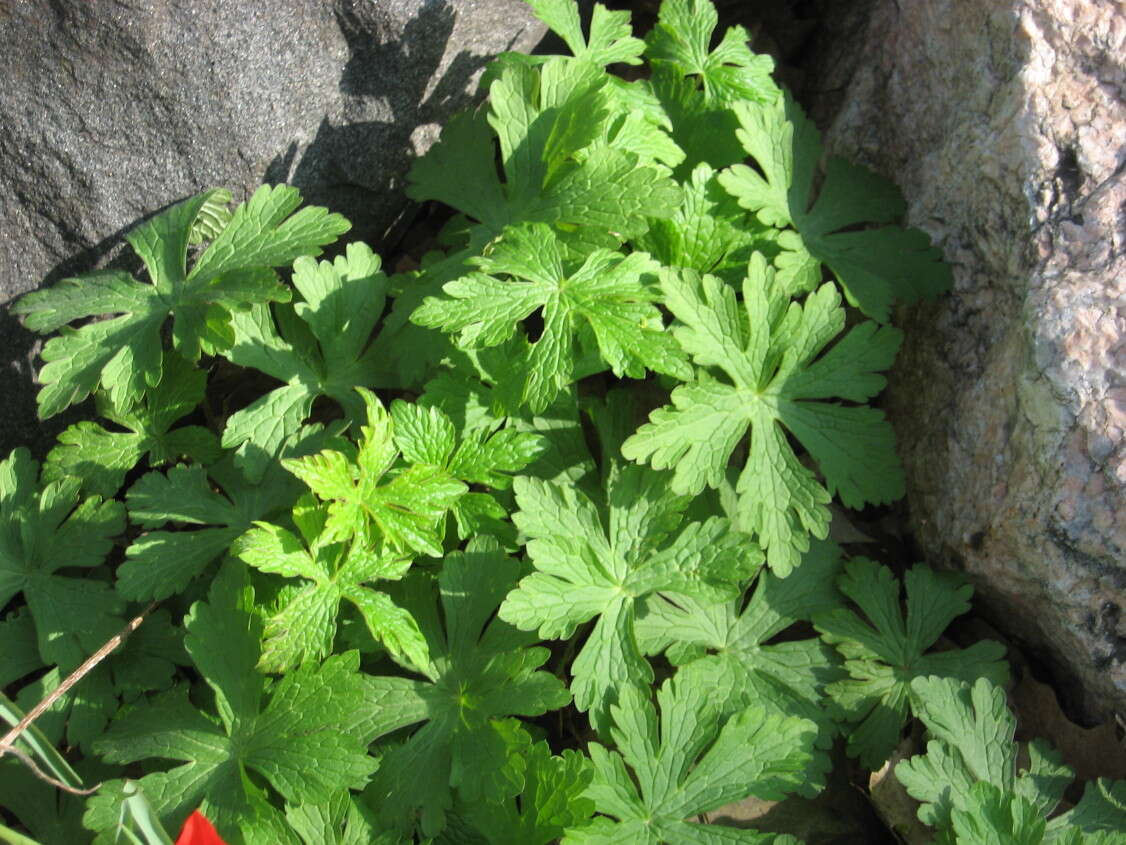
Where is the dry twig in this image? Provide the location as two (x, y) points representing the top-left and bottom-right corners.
(0, 603), (156, 795)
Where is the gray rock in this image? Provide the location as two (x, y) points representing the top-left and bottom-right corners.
(0, 0), (545, 458)
(806, 0), (1125, 720)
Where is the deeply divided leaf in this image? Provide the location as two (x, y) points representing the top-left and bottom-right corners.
(13, 186), (349, 418)
(718, 95), (951, 321)
(623, 256), (904, 574)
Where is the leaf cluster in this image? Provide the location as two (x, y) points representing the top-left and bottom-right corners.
(4, 1), (1117, 844)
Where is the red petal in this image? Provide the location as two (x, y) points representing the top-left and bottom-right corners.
(174, 810), (227, 845)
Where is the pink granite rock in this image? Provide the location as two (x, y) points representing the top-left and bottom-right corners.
(808, 0), (1125, 720)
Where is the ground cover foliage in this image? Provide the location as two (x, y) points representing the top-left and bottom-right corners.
(2, 0), (1124, 842)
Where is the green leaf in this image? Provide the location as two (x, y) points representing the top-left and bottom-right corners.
(119, 454), (301, 601)
(644, 0), (778, 106)
(420, 337), (551, 428)
(0, 448), (125, 669)
(718, 95), (951, 321)
(43, 353), (220, 498)
(459, 742), (596, 845)
(7, 607), (184, 754)
(222, 242), (390, 472)
(391, 399), (545, 538)
(565, 666), (819, 844)
(950, 782), (1047, 845)
(421, 357), (599, 506)
(84, 566), (381, 843)
(0, 610), (43, 689)
(632, 163), (773, 284)
(896, 677), (1081, 840)
(527, 0), (645, 67)
(10, 665), (114, 754)
(622, 257), (904, 574)
(408, 61), (679, 243)
(281, 390), (466, 557)
(635, 538), (844, 785)
(12, 186), (349, 417)
(648, 62), (745, 174)
(286, 791), (402, 845)
(0, 757), (87, 845)
(484, 6), (677, 176)
(413, 223), (690, 411)
(814, 561), (1010, 769)
(1049, 779), (1126, 839)
(406, 111), (510, 237)
(232, 498), (425, 673)
(363, 538), (571, 838)
(0, 688), (87, 784)
(188, 190), (234, 244)
(499, 463), (759, 734)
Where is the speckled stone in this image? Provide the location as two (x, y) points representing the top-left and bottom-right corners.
(0, 0), (545, 457)
(807, 0), (1125, 720)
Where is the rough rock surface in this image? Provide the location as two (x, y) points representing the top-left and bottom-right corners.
(806, 0), (1125, 720)
(0, 0), (545, 457)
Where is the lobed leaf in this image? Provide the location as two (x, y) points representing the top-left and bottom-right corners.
(566, 664), (819, 843)
(0, 448), (125, 670)
(623, 256), (904, 574)
(85, 565), (382, 842)
(644, 0), (778, 106)
(413, 223), (690, 411)
(13, 186), (348, 418)
(718, 95), (951, 321)
(364, 538), (571, 837)
(814, 561), (1010, 769)
(221, 241), (389, 474)
(500, 463), (758, 735)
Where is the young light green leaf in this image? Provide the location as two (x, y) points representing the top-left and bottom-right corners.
(222, 242), (390, 471)
(281, 390), (466, 557)
(644, 0), (778, 105)
(0, 448), (125, 670)
(499, 463), (759, 734)
(814, 561), (1010, 769)
(12, 186), (349, 418)
(390, 399), (545, 539)
(43, 353), (219, 498)
(413, 222), (690, 412)
(232, 497), (425, 673)
(84, 567), (381, 842)
(622, 257), (904, 574)
(188, 190), (234, 244)
(718, 95), (951, 321)
(363, 538), (571, 838)
(564, 666), (818, 844)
